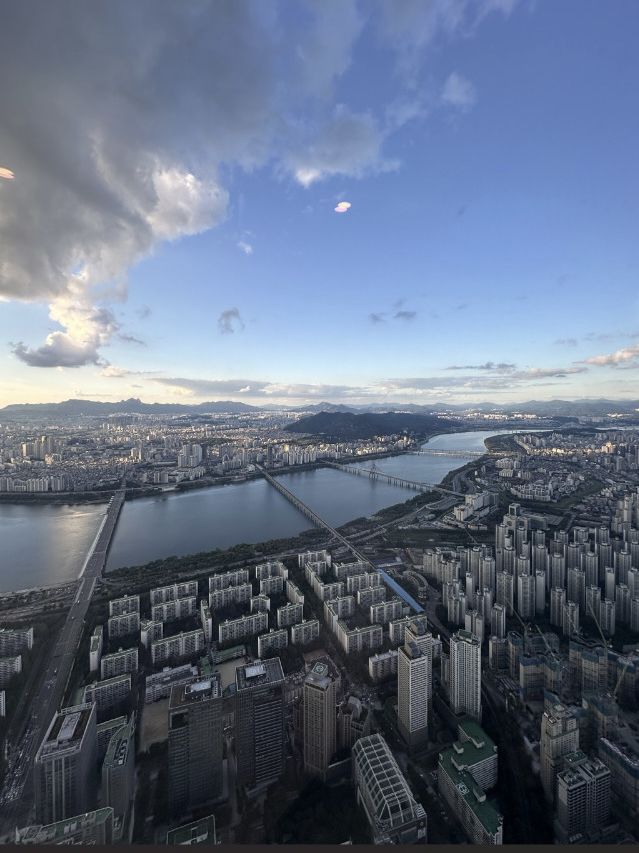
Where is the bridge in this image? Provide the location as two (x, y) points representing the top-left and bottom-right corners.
(324, 461), (464, 497)
(0, 487), (126, 832)
(409, 448), (486, 458)
(255, 466), (424, 613)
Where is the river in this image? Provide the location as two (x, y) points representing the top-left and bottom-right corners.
(0, 429), (508, 593)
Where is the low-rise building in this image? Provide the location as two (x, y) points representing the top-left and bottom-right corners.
(353, 733), (427, 844)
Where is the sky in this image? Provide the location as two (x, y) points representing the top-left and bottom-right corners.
(1, 0), (638, 408)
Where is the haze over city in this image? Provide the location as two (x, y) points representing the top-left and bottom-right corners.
(1, 0), (639, 408)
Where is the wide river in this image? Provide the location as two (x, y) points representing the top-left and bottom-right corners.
(0, 430), (510, 593)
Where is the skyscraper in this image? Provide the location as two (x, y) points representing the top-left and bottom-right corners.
(235, 658), (285, 793)
(397, 617), (433, 748)
(540, 703), (579, 803)
(303, 661), (336, 779)
(34, 703), (97, 825)
(168, 675), (223, 818)
(449, 630), (481, 720)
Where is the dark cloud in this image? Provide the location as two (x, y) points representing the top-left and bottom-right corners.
(394, 310), (417, 321)
(369, 312), (386, 324)
(217, 307), (245, 335)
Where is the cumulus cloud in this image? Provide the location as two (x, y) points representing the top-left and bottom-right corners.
(583, 344), (639, 367)
(0, 1), (521, 369)
(217, 307), (245, 335)
(334, 201), (352, 213)
(441, 72), (476, 110)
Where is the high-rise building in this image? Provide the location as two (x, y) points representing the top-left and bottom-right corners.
(450, 630), (482, 720)
(235, 658), (285, 793)
(101, 715), (136, 840)
(555, 751), (611, 842)
(168, 676), (223, 817)
(34, 703), (98, 825)
(540, 703), (579, 803)
(303, 661), (337, 779)
(490, 603), (506, 639)
(397, 617), (433, 749)
(352, 734), (427, 844)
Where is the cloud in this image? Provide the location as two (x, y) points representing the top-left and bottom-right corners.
(446, 362), (516, 371)
(217, 307), (245, 335)
(11, 286), (119, 367)
(289, 105), (397, 187)
(369, 312), (386, 324)
(376, 0), (520, 83)
(136, 305), (151, 320)
(334, 201), (351, 213)
(100, 365), (158, 378)
(237, 240), (254, 255)
(0, 166), (15, 181)
(394, 310), (417, 321)
(583, 344), (639, 367)
(0, 1), (522, 369)
(441, 72), (476, 110)
(554, 338), (578, 347)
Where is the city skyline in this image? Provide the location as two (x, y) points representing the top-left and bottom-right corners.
(2, 0), (639, 407)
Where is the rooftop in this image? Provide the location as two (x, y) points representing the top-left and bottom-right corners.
(236, 656), (284, 691)
(41, 704), (93, 756)
(439, 748), (502, 836)
(170, 674), (222, 707)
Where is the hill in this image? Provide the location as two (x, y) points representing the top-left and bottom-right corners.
(0, 398), (260, 418)
(285, 411), (455, 439)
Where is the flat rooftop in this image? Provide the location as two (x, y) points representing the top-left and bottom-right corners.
(235, 656), (284, 691)
(169, 675), (222, 708)
(439, 748), (502, 836)
(41, 705), (93, 756)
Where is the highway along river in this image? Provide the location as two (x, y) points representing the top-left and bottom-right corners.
(0, 430), (508, 592)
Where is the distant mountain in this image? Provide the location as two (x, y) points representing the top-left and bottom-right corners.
(285, 411), (456, 439)
(285, 402), (359, 414)
(0, 397), (260, 418)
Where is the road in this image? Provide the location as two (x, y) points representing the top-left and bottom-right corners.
(0, 487), (125, 833)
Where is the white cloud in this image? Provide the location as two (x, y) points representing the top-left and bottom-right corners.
(583, 344), (639, 367)
(0, 166), (15, 180)
(334, 201), (351, 213)
(237, 240), (254, 255)
(441, 72), (476, 110)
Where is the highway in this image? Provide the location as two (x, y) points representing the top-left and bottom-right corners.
(0, 487), (125, 834)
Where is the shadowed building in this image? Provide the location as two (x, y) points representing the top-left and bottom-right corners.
(168, 675), (223, 818)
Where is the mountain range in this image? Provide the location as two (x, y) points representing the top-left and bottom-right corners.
(1, 397), (638, 419)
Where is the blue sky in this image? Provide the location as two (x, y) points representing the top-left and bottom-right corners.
(1, 0), (638, 406)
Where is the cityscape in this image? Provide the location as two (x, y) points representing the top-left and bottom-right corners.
(1, 0), (639, 848)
